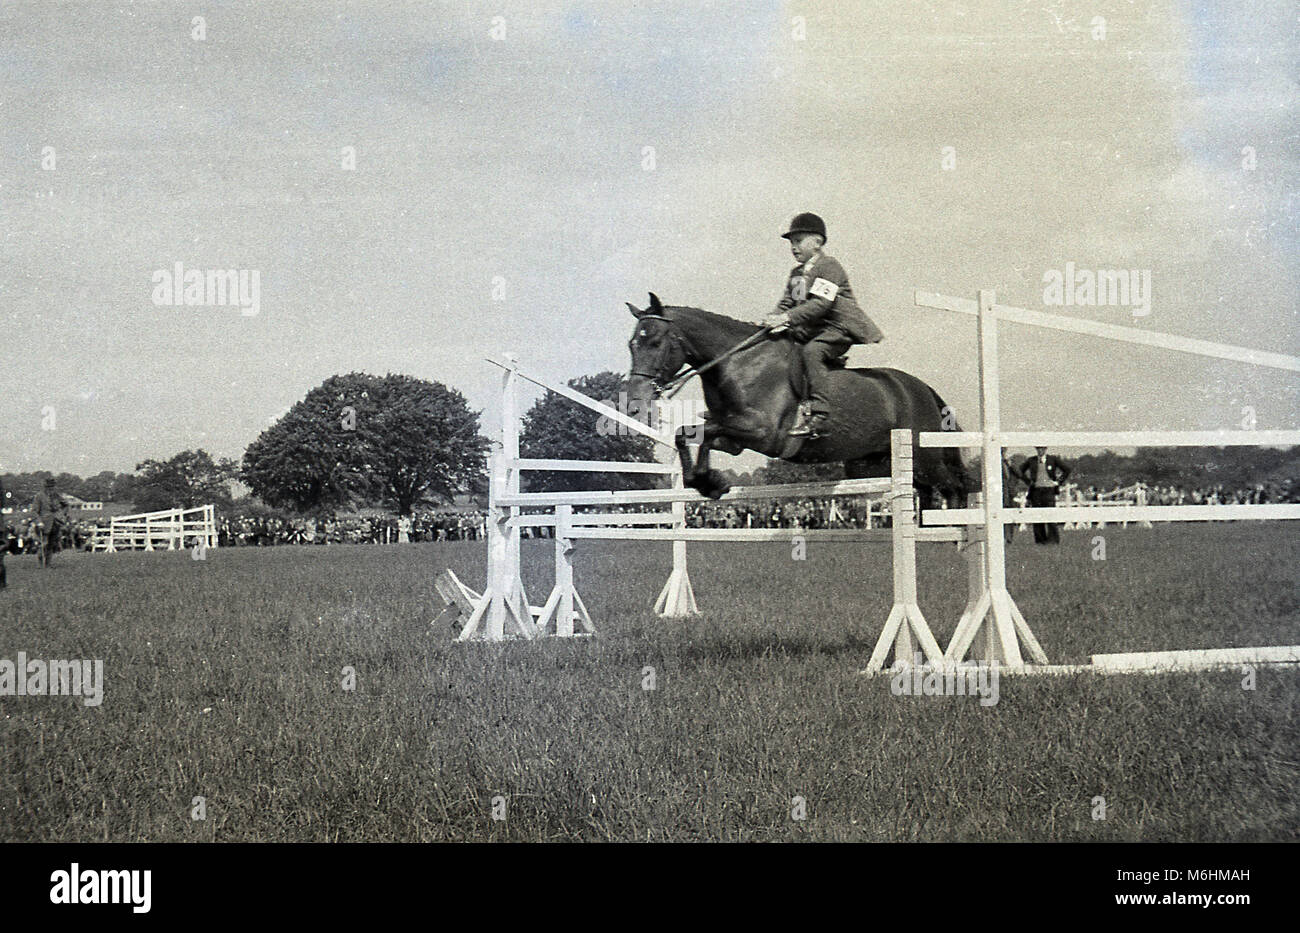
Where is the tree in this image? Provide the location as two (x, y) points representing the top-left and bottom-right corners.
(241, 372), (487, 516)
(755, 459), (845, 485)
(110, 472), (138, 503)
(79, 471), (119, 502)
(518, 372), (664, 492)
(133, 450), (238, 512)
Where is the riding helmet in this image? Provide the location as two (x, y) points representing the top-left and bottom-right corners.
(780, 212), (827, 241)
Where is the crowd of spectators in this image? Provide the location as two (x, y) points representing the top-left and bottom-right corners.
(1065, 480), (1297, 507)
(7, 477), (1297, 555)
(215, 509), (488, 546)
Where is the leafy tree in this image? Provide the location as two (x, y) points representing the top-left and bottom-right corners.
(755, 459), (845, 485)
(78, 470), (119, 502)
(110, 472), (138, 503)
(518, 371), (665, 492)
(241, 372), (487, 516)
(133, 450), (238, 511)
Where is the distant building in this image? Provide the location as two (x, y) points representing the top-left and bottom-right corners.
(62, 495), (104, 511)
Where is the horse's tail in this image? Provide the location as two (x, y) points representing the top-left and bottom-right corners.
(926, 385), (979, 504)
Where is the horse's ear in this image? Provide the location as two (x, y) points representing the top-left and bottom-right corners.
(648, 292), (663, 312)
(625, 301), (643, 318)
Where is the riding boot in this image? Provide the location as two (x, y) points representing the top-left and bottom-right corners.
(793, 332), (849, 439)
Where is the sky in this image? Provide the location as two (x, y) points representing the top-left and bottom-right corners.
(1, 0), (1296, 478)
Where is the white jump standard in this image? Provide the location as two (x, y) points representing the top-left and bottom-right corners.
(909, 288), (1300, 675)
(444, 355), (971, 665)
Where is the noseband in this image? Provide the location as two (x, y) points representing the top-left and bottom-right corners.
(630, 315), (691, 396)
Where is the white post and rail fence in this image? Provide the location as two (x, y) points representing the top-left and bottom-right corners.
(437, 290), (1300, 675)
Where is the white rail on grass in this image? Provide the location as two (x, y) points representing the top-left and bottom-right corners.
(925, 504), (1300, 526)
(93, 504), (217, 553)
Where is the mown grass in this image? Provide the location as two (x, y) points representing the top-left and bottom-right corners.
(0, 523), (1296, 841)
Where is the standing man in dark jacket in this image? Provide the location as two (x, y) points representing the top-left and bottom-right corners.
(764, 213), (884, 439)
(1017, 447), (1072, 544)
(30, 478), (68, 564)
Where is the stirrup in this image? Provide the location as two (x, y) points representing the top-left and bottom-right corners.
(789, 409), (827, 438)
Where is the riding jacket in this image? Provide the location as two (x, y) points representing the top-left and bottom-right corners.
(776, 252), (884, 345)
(1015, 455), (1072, 488)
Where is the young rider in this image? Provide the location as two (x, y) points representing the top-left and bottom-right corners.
(763, 213), (883, 438)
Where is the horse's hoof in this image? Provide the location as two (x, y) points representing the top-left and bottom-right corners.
(698, 470), (731, 499)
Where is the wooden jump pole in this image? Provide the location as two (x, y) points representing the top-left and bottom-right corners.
(458, 355), (686, 640)
(456, 355), (539, 641)
(532, 504), (595, 637)
(938, 290), (1048, 668)
(861, 429), (945, 672)
(654, 467), (699, 617)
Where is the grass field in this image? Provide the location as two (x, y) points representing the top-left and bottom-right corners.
(1, 523), (1297, 842)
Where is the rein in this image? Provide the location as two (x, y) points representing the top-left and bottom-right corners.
(652, 320), (777, 400)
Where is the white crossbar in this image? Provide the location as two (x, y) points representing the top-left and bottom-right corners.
(515, 458), (677, 474)
(506, 511), (678, 529)
(915, 291), (1300, 372)
(486, 356), (677, 448)
(565, 527), (898, 543)
(924, 503), (1300, 525)
(496, 476), (893, 508)
(1090, 646), (1300, 673)
(921, 430), (1300, 448)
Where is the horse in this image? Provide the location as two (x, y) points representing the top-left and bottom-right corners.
(623, 294), (975, 505)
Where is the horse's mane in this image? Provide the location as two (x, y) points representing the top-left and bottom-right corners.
(663, 305), (762, 339)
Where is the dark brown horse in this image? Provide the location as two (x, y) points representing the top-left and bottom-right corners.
(623, 294), (974, 504)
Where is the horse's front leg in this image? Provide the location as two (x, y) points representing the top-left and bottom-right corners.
(675, 421), (748, 499)
(676, 422), (722, 498)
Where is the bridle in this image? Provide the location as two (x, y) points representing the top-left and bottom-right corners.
(629, 314), (693, 398)
(631, 313), (777, 399)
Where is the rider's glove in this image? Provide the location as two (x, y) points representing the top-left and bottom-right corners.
(763, 311), (790, 332)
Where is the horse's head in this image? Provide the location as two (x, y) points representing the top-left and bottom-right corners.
(623, 293), (688, 418)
